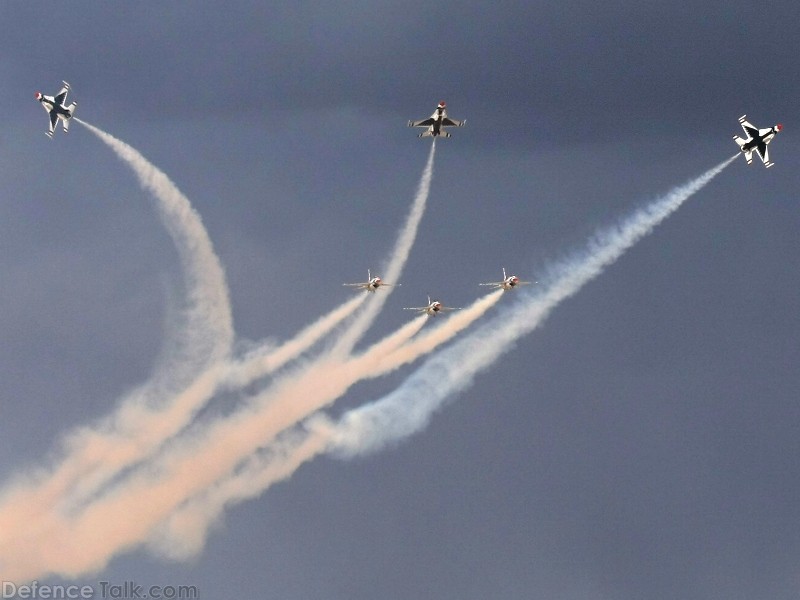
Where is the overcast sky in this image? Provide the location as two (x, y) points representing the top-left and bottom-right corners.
(1, 2), (800, 599)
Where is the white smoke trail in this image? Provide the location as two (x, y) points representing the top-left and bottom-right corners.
(331, 141), (436, 357)
(77, 119), (233, 363)
(148, 157), (737, 558)
(329, 155), (739, 456)
(0, 121), (233, 540)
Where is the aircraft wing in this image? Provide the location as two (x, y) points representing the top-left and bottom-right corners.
(479, 281), (502, 288)
(54, 84), (69, 105)
(756, 142), (770, 166)
(740, 120), (759, 138)
(48, 111), (58, 134)
(343, 283), (367, 288)
(408, 117), (435, 128)
(441, 117), (464, 127)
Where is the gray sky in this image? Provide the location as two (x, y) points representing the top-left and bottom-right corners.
(1, 2), (800, 599)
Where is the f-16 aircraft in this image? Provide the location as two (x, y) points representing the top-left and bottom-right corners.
(35, 81), (77, 138)
(343, 269), (399, 293)
(733, 115), (782, 168)
(479, 268), (536, 291)
(403, 296), (461, 316)
(408, 101), (465, 138)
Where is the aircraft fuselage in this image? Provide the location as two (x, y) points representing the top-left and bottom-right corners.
(39, 97), (71, 119)
(741, 128), (777, 152)
(430, 106), (446, 136)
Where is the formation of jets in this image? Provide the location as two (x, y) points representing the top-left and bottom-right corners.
(34, 87), (783, 319)
(343, 267), (534, 317)
(35, 87), (783, 169)
(732, 115), (782, 168)
(35, 81), (77, 138)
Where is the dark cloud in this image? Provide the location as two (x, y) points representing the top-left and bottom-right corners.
(1, 2), (798, 598)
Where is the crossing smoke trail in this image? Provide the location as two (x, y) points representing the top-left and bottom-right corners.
(329, 155), (739, 456)
(0, 130), (734, 579)
(331, 141), (436, 357)
(0, 121), (233, 539)
(224, 294), (367, 388)
(147, 156), (737, 558)
(0, 290), (501, 580)
(160, 294), (507, 552)
(150, 291), (505, 559)
(0, 139), (452, 581)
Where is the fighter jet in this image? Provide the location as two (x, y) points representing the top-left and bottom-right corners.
(403, 296), (462, 316)
(35, 81), (77, 138)
(733, 115), (782, 168)
(343, 269), (399, 293)
(408, 101), (465, 138)
(479, 268), (536, 291)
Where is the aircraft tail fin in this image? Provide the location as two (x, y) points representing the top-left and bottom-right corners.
(66, 102), (77, 116)
(733, 135), (746, 149)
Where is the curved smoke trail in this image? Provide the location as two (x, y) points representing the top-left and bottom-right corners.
(147, 156), (738, 559)
(0, 139), (447, 581)
(0, 121), (234, 543)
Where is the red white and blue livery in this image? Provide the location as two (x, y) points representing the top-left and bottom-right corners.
(403, 295), (462, 316)
(343, 269), (399, 293)
(408, 101), (465, 138)
(733, 115), (782, 168)
(35, 81), (77, 138)
(479, 268), (536, 291)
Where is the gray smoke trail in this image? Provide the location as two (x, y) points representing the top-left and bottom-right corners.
(329, 155), (738, 456)
(331, 141), (436, 357)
